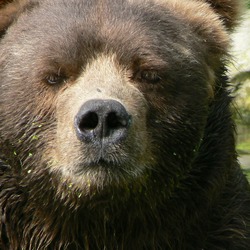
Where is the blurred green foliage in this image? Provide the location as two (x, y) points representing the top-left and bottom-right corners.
(243, 169), (250, 181)
(237, 140), (250, 152)
(230, 0), (250, 174)
(230, 7), (250, 125)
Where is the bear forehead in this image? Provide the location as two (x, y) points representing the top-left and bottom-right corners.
(14, 0), (190, 45)
(0, 0), (231, 60)
(6, 0), (209, 71)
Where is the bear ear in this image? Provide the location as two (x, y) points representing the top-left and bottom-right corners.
(0, 0), (36, 39)
(204, 0), (243, 30)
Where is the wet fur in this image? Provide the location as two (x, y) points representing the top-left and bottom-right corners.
(0, 0), (250, 249)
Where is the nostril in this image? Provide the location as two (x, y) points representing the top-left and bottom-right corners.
(79, 112), (99, 131)
(107, 112), (128, 130)
(75, 99), (131, 143)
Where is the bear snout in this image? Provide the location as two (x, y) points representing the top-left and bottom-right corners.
(74, 99), (132, 145)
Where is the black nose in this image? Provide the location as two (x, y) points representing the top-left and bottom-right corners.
(75, 99), (131, 143)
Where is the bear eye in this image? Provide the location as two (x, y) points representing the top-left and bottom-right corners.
(140, 70), (161, 84)
(45, 74), (66, 85)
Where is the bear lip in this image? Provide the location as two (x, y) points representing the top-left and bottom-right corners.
(90, 158), (118, 169)
(74, 159), (129, 181)
(75, 152), (125, 174)
(87, 156), (123, 169)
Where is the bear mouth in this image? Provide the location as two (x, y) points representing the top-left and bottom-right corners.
(72, 153), (145, 183)
(85, 158), (120, 170)
(76, 157), (130, 174)
(74, 142), (135, 173)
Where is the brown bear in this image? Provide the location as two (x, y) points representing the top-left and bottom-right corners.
(0, 0), (249, 249)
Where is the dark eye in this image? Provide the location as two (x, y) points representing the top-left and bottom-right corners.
(45, 74), (66, 85)
(140, 70), (161, 84)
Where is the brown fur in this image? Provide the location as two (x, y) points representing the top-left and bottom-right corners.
(0, 0), (25, 32)
(204, 0), (243, 29)
(1, 0), (250, 249)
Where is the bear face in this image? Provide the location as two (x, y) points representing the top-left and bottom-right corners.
(0, 0), (217, 193)
(0, 0), (249, 249)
